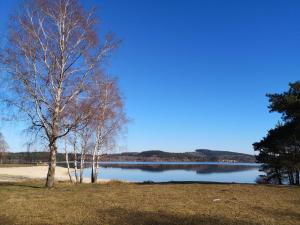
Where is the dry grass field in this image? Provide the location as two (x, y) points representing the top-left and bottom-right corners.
(0, 181), (299, 225)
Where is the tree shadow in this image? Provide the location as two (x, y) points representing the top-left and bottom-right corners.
(0, 182), (43, 189)
(261, 184), (300, 188)
(136, 181), (254, 185)
(0, 215), (15, 225)
(97, 207), (260, 225)
(252, 206), (300, 221)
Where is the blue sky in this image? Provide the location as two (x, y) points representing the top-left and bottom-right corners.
(1, 0), (300, 154)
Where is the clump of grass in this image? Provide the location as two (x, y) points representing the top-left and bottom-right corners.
(105, 179), (127, 184)
(0, 181), (299, 225)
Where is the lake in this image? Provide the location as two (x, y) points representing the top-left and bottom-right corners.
(82, 162), (262, 184)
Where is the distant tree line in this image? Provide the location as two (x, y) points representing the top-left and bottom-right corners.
(1, 151), (95, 165)
(253, 82), (300, 185)
(2, 149), (255, 164)
(2, 151), (65, 164)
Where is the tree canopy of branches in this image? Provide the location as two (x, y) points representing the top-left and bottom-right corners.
(253, 81), (300, 185)
(64, 75), (127, 184)
(1, 0), (119, 187)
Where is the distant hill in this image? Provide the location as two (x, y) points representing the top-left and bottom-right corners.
(101, 149), (255, 163)
(3, 149), (256, 164)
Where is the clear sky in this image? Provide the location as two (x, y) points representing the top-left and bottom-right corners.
(0, 0), (300, 154)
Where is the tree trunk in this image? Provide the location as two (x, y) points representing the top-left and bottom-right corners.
(74, 153), (79, 183)
(288, 170), (295, 185)
(276, 169), (282, 185)
(91, 159), (98, 183)
(91, 167), (98, 183)
(45, 142), (57, 188)
(91, 142), (98, 183)
(295, 171), (300, 185)
(79, 152), (85, 183)
(91, 166), (94, 183)
(94, 154), (99, 183)
(65, 152), (73, 184)
(64, 137), (73, 184)
(91, 160), (97, 183)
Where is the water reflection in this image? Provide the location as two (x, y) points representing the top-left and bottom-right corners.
(100, 163), (258, 174)
(81, 162), (262, 183)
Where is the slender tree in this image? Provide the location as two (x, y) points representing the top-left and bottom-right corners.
(76, 125), (93, 183)
(63, 136), (74, 183)
(1, 0), (118, 187)
(0, 132), (8, 164)
(89, 76), (126, 183)
(63, 86), (96, 184)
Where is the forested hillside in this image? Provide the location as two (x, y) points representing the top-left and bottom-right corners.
(2, 149), (255, 164)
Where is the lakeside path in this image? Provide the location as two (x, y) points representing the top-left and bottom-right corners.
(0, 166), (110, 183)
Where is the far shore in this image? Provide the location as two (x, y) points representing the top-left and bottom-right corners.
(0, 165), (111, 183)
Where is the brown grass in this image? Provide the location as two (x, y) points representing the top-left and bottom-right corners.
(0, 164), (37, 168)
(0, 181), (299, 225)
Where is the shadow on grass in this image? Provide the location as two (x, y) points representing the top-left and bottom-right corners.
(0, 215), (15, 225)
(252, 206), (300, 221)
(262, 184), (300, 189)
(98, 207), (260, 225)
(0, 182), (43, 189)
(136, 181), (255, 185)
(0, 209), (262, 225)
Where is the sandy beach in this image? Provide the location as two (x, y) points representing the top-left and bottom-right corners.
(0, 166), (110, 183)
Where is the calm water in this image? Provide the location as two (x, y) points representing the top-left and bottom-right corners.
(82, 162), (262, 184)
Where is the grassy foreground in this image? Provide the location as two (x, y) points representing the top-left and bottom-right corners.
(0, 181), (299, 225)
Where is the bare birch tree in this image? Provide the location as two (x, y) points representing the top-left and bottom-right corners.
(63, 88), (95, 184)
(78, 126), (93, 183)
(89, 76), (126, 183)
(66, 127), (93, 184)
(63, 136), (74, 183)
(1, 0), (118, 187)
(0, 132), (8, 164)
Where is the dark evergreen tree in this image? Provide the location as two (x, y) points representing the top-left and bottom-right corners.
(267, 81), (300, 123)
(253, 122), (300, 184)
(254, 81), (300, 185)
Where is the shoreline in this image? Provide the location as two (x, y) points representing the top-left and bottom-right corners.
(0, 166), (293, 186)
(0, 164), (261, 185)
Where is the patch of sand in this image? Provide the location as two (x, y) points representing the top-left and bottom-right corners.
(0, 166), (111, 183)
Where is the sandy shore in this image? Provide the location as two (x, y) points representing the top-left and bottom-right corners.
(0, 166), (110, 183)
